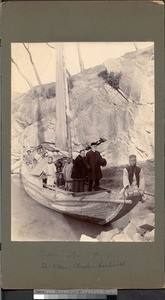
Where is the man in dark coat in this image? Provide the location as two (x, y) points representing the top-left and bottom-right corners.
(71, 149), (88, 192)
(85, 142), (107, 191)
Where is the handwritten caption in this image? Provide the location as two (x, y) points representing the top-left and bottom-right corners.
(38, 250), (126, 270)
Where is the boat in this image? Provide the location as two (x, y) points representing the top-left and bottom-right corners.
(21, 43), (141, 225)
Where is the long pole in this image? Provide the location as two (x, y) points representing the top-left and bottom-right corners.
(77, 43), (84, 72)
(23, 43), (42, 85)
(63, 46), (72, 158)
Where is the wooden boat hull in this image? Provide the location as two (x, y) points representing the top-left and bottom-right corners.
(22, 174), (141, 225)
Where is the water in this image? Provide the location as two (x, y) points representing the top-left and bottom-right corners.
(11, 175), (130, 241)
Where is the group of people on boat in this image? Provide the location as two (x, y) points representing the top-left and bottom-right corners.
(72, 143), (107, 192)
(42, 142), (107, 192)
(24, 142), (145, 197)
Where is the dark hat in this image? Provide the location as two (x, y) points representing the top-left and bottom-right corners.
(79, 149), (85, 153)
(91, 142), (97, 146)
(129, 154), (136, 159)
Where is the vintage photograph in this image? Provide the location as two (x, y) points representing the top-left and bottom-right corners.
(11, 42), (155, 242)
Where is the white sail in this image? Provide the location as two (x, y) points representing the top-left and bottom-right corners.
(55, 43), (69, 152)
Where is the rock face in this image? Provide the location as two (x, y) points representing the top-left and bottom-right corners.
(11, 46), (154, 169)
(110, 213), (155, 243)
(96, 198), (155, 242)
(144, 229), (155, 242)
(80, 234), (98, 242)
(97, 228), (119, 242)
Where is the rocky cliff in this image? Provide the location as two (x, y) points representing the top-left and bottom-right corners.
(11, 46), (154, 169)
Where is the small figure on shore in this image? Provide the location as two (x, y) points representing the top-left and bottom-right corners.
(121, 154), (145, 197)
(71, 149), (88, 192)
(85, 142), (107, 191)
(63, 158), (73, 191)
(43, 156), (56, 187)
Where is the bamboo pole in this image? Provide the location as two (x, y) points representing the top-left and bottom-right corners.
(11, 57), (33, 89)
(52, 199), (132, 204)
(144, 192), (155, 197)
(23, 43), (42, 85)
(77, 43), (84, 72)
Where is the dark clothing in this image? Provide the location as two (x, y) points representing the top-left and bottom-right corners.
(85, 150), (107, 191)
(56, 173), (65, 187)
(71, 155), (88, 193)
(85, 150), (107, 181)
(43, 177), (47, 188)
(71, 155), (88, 180)
(126, 165), (141, 188)
(88, 179), (100, 191)
(72, 180), (85, 193)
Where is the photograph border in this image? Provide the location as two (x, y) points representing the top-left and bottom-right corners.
(2, 0), (164, 289)
(10, 40), (155, 242)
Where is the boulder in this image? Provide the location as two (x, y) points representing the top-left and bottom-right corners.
(123, 222), (137, 238)
(144, 213), (155, 227)
(139, 224), (154, 232)
(132, 233), (144, 242)
(130, 201), (143, 218)
(80, 234), (98, 242)
(112, 233), (133, 242)
(131, 212), (155, 229)
(97, 228), (120, 242)
(137, 227), (149, 237)
(144, 229), (155, 242)
(142, 196), (155, 212)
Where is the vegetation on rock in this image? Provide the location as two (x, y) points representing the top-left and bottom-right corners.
(98, 69), (122, 90)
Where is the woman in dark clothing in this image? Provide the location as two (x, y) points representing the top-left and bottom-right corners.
(71, 149), (88, 192)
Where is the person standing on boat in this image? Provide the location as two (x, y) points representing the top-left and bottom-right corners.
(56, 166), (65, 188)
(57, 172), (65, 188)
(43, 156), (56, 187)
(34, 146), (45, 164)
(71, 149), (88, 192)
(63, 158), (73, 191)
(121, 154), (145, 197)
(86, 142), (107, 191)
(25, 150), (35, 168)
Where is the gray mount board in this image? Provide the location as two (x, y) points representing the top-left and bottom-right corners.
(1, 1), (164, 289)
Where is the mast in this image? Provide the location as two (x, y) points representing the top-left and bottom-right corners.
(55, 43), (72, 157)
(64, 58), (72, 158)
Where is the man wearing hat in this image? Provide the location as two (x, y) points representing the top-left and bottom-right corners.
(86, 142), (107, 191)
(122, 154), (145, 196)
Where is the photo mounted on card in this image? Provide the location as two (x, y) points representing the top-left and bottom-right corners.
(11, 41), (155, 242)
(2, 0), (164, 290)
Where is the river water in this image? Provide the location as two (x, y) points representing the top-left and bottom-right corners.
(11, 174), (132, 241)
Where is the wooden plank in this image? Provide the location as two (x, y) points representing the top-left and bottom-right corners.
(53, 199), (132, 204)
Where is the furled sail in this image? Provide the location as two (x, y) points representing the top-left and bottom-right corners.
(55, 43), (68, 152)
